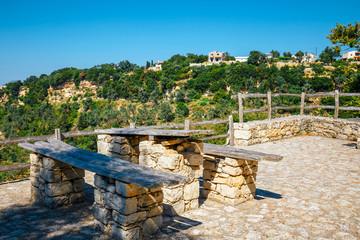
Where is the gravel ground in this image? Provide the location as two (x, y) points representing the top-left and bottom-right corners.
(0, 136), (359, 239)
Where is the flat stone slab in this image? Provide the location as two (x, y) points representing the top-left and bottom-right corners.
(1, 136), (360, 239)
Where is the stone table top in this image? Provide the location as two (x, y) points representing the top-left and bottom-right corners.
(95, 129), (215, 137)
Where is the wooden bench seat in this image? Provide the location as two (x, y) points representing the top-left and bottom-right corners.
(19, 139), (188, 189)
(202, 143), (283, 162)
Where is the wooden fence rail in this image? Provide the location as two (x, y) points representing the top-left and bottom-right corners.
(231, 90), (360, 122)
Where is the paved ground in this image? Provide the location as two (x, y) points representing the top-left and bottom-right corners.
(0, 136), (359, 239)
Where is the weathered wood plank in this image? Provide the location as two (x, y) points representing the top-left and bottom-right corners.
(304, 105), (335, 109)
(19, 141), (188, 188)
(0, 163), (30, 173)
(306, 93), (335, 97)
(243, 108), (268, 113)
(335, 90), (340, 119)
(231, 93), (267, 99)
(300, 92), (306, 115)
(340, 93), (360, 97)
(338, 106), (360, 111)
(203, 143), (283, 162)
(199, 134), (228, 141)
(272, 93), (302, 97)
(267, 92), (272, 120)
(95, 129), (215, 137)
(190, 119), (229, 126)
(238, 93), (243, 123)
(229, 115), (234, 146)
(272, 106), (300, 110)
(0, 135), (53, 145)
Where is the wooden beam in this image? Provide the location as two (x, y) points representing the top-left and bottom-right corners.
(184, 120), (190, 130)
(228, 115), (234, 146)
(335, 90), (339, 119)
(267, 91), (272, 120)
(95, 129), (215, 137)
(199, 134), (228, 141)
(300, 92), (306, 115)
(238, 93), (243, 123)
(306, 93), (335, 97)
(0, 163), (30, 173)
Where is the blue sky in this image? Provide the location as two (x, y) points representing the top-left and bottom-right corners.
(0, 0), (359, 85)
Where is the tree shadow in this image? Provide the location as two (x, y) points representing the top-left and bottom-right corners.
(160, 215), (202, 234)
(343, 143), (358, 149)
(0, 182), (109, 239)
(255, 188), (282, 200)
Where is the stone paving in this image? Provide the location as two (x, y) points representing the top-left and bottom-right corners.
(0, 136), (359, 239)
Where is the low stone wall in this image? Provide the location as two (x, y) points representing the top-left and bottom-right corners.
(30, 153), (85, 208)
(202, 155), (257, 205)
(234, 116), (360, 146)
(93, 174), (163, 240)
(139, 139), (202, 216)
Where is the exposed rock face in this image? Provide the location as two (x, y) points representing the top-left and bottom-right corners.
(47, 80), (100, 102)
(234, 116), (360, 146)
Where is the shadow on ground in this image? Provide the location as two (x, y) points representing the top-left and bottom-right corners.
(0, 183), (108, 240)
(255, 188), (282, 200)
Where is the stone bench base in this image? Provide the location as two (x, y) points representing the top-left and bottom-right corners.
(30, 154), (85, 208)
(93, 174), (163, 239)
(202, 156), (257, 205)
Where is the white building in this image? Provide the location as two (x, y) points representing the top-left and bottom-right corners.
(147, 61), (163, 71)
(208, 51), (226, 63)
(342, 51), (360, 60)
(302, 53), (317, 63)
(235, 56), (249, 63)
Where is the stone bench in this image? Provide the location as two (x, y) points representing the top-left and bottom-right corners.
(201, 143), (282, 205)
(19, 139), (188, 240)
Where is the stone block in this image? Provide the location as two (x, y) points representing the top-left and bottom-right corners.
(185, 198), (199, 211)
(163, 200), (185, 216)
(224, 157), (244, 167)
(72, 178), (85, 192)
(45, 181), (73, 197)
(111, 225), (140, 240)
(141, 215), (162, 236)
(30, 165), (40, 177)
(94, 174), (108, 190)
(202, 180), (217, 191)
(69, 192), (84, 204)
(30, 176), (40, 187)
(241, 183), (256, 196)
(138, 155), (156, 168)
(114, 136), (129, 144)
(120, 144), (133, 155)
(42, 157), (67, 170)
(109, 143), (121, 153)
(223, 197), (246, 206)
(148, 205), (163, 217)
(92, 204), (111, 224)
(162, 187), (183, 203)
(184, 181), (199, 201)
(112, 210), (147, 226)
(94, 189), (104, 205)
(234, 130), (252, 140)
(222, 165), (242, 176)
(97, 141), (110, 155)
(62, 167), (85, 181)
(138, 192), (163, 208)
(44, 195), (69, 208)
(158, 154), (180, 170)
(30, 154), (41, 166)
(216, 184), (240, 199)
(104, 192), (138, 215)
(183, 152), (203, 166)
(203, 160), (217, 170)
(116, 181), (148, 197)
(228, 175), (246, 187)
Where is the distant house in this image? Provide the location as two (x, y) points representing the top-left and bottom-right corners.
(145, 61), (163, 72)
(302, 53), (317, 63)
(342, 51), (360, 60)
(208, 51), (226, 63)
(265, 53), (273, 59)
(235, 56), (249, 63)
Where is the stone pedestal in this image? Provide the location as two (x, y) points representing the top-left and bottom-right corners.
(93, 174), (163, 240)
(97, 135), (148, 164)
(139, 139), (202, 216)
(202, 155), (257, 205)
(30, 153), (85, 208)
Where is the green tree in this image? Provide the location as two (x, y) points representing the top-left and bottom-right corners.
(327, 21), (360, 51)
(283, 52), (292, 58)
(158, 102), (174, 122)
(295, 51), (304, 63)
(270, 50), (280, 58)
(175, 102), (189, 118)
(247, 51), (265, 66)
(319, 47), (341, 64)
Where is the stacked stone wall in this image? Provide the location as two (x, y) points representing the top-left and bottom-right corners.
(30, 153), (85, 208)
(97, 135), (148, 164)
(139, 139), (202, 216)
(92, 174), (163, 239)
(202, 156), (257, 205)
(234, 116), (360, 146)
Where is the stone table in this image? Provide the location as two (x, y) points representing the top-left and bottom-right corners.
(95, 129), (215, 216)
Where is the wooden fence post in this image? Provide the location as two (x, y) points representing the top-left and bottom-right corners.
(55, 128), (62, 140)
(184, 120), (190, 130)
(267, 91), (272, 120)
(238, 93), (243, 123)
(300, 92), (306, 115)
(130, 123), (136, 129)
(335, 90), (339, 119)
(229, 115), (234, 146)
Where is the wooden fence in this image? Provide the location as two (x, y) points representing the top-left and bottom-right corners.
(0, 116), (234, 173)
(231, 90), (360, 122)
